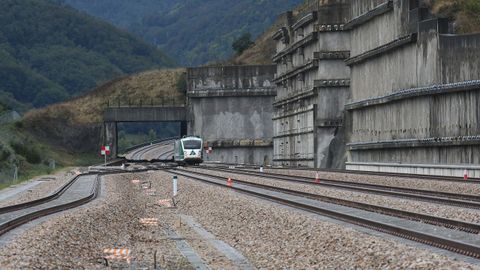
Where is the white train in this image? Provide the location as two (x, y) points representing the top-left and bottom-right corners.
(174, 136), (204, 165)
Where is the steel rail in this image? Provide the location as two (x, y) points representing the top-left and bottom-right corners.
(170, 169), (480, 259)
(127, 139), (175, 161)
(205, 163), (480, 183)
(0, 175), (101, 236)
(175, 168), (480, 234)
(0, 173), (91, 215)
(202, 167), (480, 208)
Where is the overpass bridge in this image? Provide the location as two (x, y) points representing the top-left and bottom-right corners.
(103, 106), (188, 157)
(103, 65), (277, 164)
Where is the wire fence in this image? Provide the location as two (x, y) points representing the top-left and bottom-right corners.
(105, 97), (186, 108)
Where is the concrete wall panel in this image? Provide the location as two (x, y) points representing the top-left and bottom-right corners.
(351, 90), (480, 143)
(191, 96), (274, 141)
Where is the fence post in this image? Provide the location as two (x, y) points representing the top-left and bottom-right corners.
(13, 165), (18, 182)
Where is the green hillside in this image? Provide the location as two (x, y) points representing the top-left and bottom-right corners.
(0, 0), (174, 111)
(55, 0), (303, 66)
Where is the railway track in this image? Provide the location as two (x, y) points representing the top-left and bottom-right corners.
(126, 140), (175, 161)
(205, 163), (480, 184)
(175, 168), (480, 233)
(199, 167), (480, 209)
(0, 173), (100, 236)
(170, 169), (480, 259)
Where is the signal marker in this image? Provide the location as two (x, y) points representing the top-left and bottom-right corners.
(315, 172), (321, 184)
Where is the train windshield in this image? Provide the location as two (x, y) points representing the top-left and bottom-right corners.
(183, 140), (202, 149)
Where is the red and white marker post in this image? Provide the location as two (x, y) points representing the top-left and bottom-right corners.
(464, 169), (469, 181)
(101, 145), (111, 166)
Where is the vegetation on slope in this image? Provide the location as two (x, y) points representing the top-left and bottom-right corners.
(0, 122), (101, 188)
(0, 0), (174, 111)
(55, 0), (304, 66)
(0, 69), (185, 186)
(23, 69), (186, 152)
(429, 0), (480, 33)
(230, 0), (316, 65)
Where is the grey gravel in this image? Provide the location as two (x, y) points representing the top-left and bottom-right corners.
(263, 168), (480, 196)
(0, 170), (479, 269)
(162, 170), (480, 269)
(188, 168), (480, 225)
(0, 168), (78, 208)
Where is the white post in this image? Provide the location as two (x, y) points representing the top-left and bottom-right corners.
(173, 175), (178, 197)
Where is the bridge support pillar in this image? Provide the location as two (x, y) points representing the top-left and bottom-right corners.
(104, 122), (118, 158)
(181, 121), (188, 137)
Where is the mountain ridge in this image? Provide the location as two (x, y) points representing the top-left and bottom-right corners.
(0, 0), (174, 111)
(56, 0), (304, 66)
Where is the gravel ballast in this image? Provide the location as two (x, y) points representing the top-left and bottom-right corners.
(187, 167), (480, 225)
(0, 170), (479, 269)
(0, 168), (80, 208)
(158, 170), (479, 269)
(256, 168), (480, 196)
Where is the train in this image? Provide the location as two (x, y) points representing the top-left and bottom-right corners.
(173, 136), (204, 165)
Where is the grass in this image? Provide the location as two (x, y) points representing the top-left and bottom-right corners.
(24, 68), (186, 125)
(0, 121), (102, 190)
(430, 0), (480, 33)
(0, 68), (186, 190)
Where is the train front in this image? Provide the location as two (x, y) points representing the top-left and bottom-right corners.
(182, 137), (203, 164)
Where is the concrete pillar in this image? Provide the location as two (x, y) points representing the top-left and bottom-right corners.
(104, 122), (118, 158)
(180, 121), (188, 137)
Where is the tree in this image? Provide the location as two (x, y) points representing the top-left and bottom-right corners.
(148, 128), (157, 142)
(232, 33), (254, 55)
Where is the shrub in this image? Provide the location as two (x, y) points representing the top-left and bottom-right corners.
(232, 33), (254, 55)
(0, 145), (10, 162)
(10, 141), (42, 164)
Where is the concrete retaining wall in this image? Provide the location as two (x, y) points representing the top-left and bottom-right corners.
(187, 65), (276, 165)
(346, 162), (480, 178)
(346, 0), (480, 174)
(272, 1), (350, 168)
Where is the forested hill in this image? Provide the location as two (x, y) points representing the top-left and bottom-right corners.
(0, 0), (174, 111)
(55, 0), (304, 66)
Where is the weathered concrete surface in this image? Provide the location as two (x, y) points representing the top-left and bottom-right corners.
(188, 65), (276, 165)
(187, 65), (276, 92)
(272, 1), (350, 168)
(189, 96), (274, 142)
(346, 162), (480, 178)
(346, 0), (480, 175)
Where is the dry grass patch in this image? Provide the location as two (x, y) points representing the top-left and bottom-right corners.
(24, 69), (186, 125)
